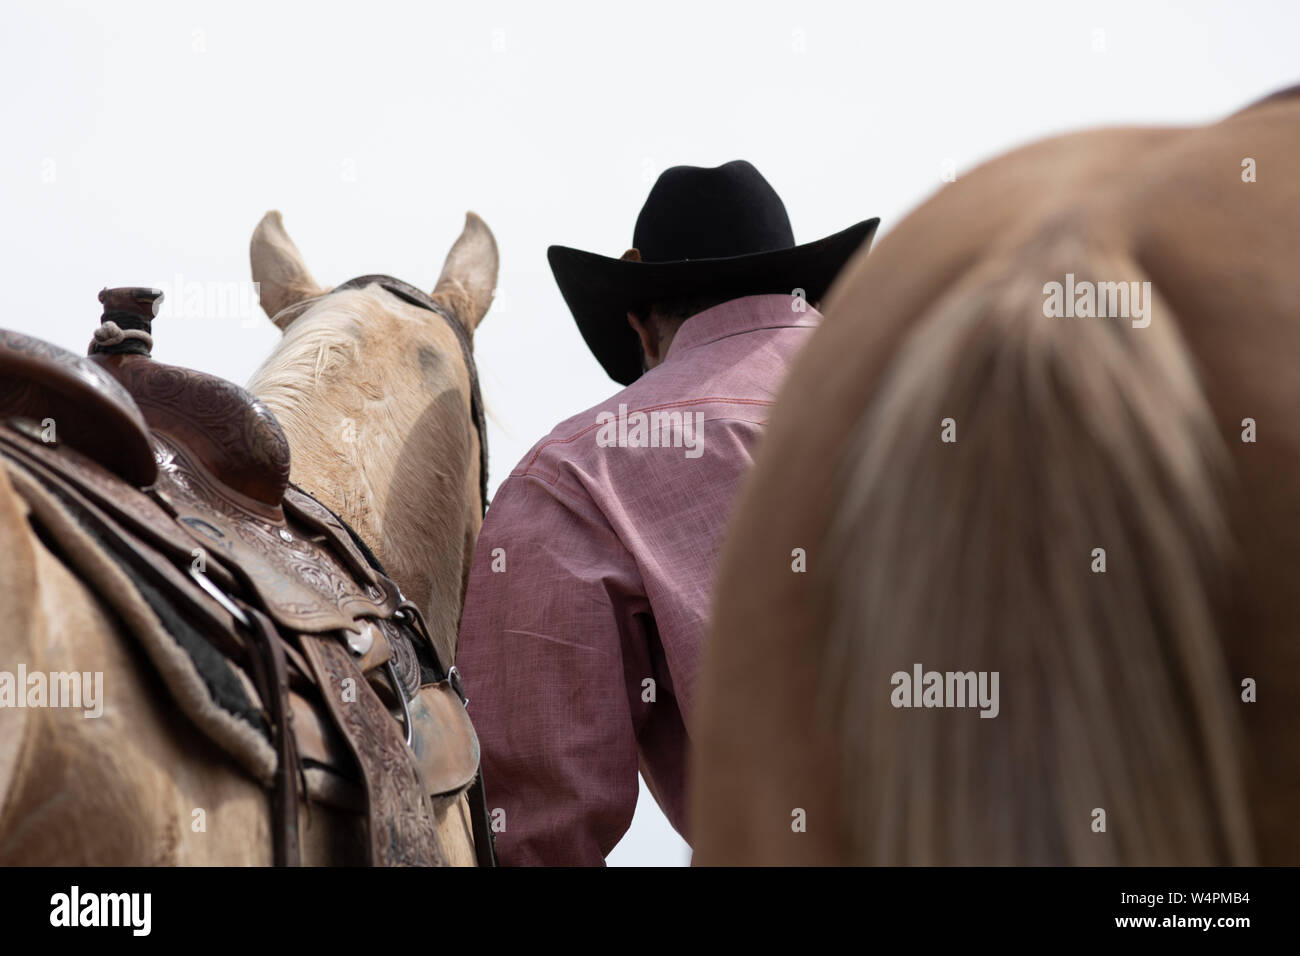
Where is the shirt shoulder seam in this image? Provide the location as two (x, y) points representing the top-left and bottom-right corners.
(521, 396), (773, 472)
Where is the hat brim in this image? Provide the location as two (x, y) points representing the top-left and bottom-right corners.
(548, 217), (880, 386)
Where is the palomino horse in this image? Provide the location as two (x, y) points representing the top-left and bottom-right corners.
(691, 89), (1300, 865)
(0, 210), (497, 864)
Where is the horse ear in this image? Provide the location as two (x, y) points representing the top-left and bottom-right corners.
(432, 212), (499, 333)
(250, 211), (324, 331)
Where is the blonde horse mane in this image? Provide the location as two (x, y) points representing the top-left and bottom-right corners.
(821, 228), (1255, 864)
(248, 287), (386, 431)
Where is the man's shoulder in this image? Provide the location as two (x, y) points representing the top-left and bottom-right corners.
(509, 298), (820, 488)
(511, 373), (771, 485)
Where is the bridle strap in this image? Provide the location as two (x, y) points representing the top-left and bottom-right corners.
(332, 274), (489, 515)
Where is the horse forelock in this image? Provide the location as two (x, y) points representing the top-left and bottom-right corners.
(249, 288), (377, 410)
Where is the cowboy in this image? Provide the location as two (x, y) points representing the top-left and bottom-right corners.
(456, 161), (877, 865)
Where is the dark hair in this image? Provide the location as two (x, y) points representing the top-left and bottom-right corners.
(630, 292), (737, 373)
(633, 292), (735, 328)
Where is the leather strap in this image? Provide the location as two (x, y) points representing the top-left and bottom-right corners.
(289, 480), (497, 866)
(299, 633), (445, 865)
(239, 603), (302, 867)
(6, 274), (496, 864)
(332, 275), (488, 515)
(467, 770), (497, 867)
(0, 432), (248, 655)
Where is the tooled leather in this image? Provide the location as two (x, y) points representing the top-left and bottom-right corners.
(152, 434), (399, 633)
(0, 434), (252, 668)
(383, 617), (422, 699)
(8, 418), (450, 859)
(282, 487), (381, 589)
(1, 328), (143, 416)
(1, 421), (466, 806)
(0, 425), (239, 591)
(95, 354), (291, 511)
(300, 635), (445, 866)
(0, 329), (157, 486)
(5, 297), (492, 864)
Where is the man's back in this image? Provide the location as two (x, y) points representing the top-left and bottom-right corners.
(456, 293), (820, 864)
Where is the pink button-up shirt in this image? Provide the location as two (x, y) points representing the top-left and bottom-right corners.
(456, 294), (821, 865)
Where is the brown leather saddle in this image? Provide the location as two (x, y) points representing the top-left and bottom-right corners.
(0, 285), (494, 866)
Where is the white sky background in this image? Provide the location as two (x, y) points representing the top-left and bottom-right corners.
(1, 1), (1295, 866)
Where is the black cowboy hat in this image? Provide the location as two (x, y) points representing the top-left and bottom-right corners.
(548, 160), (879, 385)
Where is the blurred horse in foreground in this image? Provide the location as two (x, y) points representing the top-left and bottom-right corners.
(692, 88), (1300, 864)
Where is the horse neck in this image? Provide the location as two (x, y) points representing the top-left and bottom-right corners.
(252, 345), (475, 667)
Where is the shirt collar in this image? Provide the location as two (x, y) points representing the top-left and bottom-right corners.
(662, 293), (822, 365)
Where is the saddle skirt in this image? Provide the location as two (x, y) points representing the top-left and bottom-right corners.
(0, 287), (492, 866)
